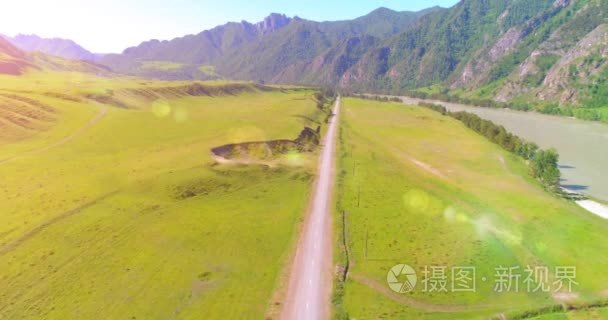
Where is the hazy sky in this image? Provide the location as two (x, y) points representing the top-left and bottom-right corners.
(1, 0), (459, 53)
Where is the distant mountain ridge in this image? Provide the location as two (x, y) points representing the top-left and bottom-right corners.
(98, 7), (439, 80)
(113, 13), (293, 65)
(0, 36), (109, 76)
(2, 34), (98, 61)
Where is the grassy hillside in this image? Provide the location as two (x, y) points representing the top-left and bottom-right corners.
(334, 98), (608, 319)
(0, 71), (324, 319)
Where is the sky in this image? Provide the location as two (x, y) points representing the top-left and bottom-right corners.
(0, 0), (459, 54)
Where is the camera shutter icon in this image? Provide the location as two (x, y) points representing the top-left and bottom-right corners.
(387, 264), (417, 293)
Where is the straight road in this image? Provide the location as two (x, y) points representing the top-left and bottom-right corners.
(280, 97), (340, 320)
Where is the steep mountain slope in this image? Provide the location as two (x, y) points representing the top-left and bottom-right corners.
(3, 34), (98, 61)
(214, 18), (333, 81)
(491, 0), (608, 107)
(339, 0), (560, 90)
(270, 35), (380, 85)
(335, 0), (608, 115)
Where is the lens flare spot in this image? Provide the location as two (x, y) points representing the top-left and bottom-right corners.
(472, 215), (522, 245)
(443, 206), (456, 222)
(474, 216), (493, 238)
(285, 151), (304, 166)
(456, 212), (469, 223)
(152, 100), (171, 118)
(403, 189), (430, 213)
(536, 241), (548, 253)
(503, 232), (523, 246)
(173, 107), (188, 122)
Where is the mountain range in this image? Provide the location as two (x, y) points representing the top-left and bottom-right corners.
(3, 0), (608, 110)
(96, 8), (439, 81)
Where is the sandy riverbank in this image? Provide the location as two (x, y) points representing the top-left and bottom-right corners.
(576, 200), (608, 219)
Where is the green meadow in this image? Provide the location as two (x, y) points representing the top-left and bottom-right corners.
(334, 98), (608, 319)
(0, 71), (323, 319)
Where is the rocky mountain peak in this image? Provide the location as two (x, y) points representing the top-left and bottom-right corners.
(256, 13), (292, 34)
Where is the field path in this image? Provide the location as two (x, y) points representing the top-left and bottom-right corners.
(280, 97), (340, 320)
(0, 101), (108, 165)
(0, 190), (119, 257)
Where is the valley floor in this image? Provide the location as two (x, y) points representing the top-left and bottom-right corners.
(3, 71), (608, 320)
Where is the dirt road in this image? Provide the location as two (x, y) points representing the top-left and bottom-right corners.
(280, 97), (340, 320)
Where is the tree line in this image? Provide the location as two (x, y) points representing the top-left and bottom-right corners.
(314, 87), (337, 110)
(314, 87), (338, 123)
(342, 93), (402, 102)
